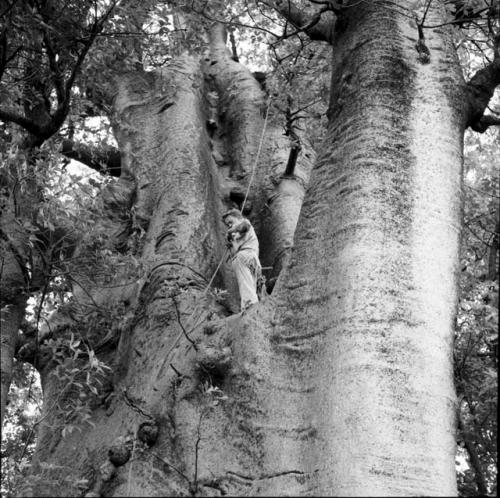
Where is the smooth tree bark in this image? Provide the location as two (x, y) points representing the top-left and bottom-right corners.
(8, 1), (499, 497)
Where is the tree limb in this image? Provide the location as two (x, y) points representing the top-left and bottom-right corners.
(466, 33), (500, 132)
(40, 25), (65, 106)
(60, 139), (121, 176)
(270, 0), (335, 43)
(37, 1), (68, 108)
(49, 1), (118, 132)
(52, 23), (103, 129)
(0, 107), (43, 135)
(471, 113), (500, 132)
(2, 2), (118, 148)
(457, 413), (489, 495)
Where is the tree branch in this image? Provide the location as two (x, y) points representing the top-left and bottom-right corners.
(41, 31), (65, 106)
(458, 413), (489, 495)
(4, 1), (119, 146)
(0, 107), (42, 135)
(270, 0), (335, 43)
(52, 1), (118, 130)
(284, 95), (302, 176)
(471, 113), (500, 132)
(466, 33), (500, 131)
(60, 139), (121, 176)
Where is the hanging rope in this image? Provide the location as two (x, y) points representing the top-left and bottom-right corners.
(241, 94), (272, 214)
(207, 92), (272, 291)
(160, 94), (273, 366)
(203, 93), (272, 293)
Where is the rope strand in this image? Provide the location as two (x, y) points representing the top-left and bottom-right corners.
(241, 94), (272, 214)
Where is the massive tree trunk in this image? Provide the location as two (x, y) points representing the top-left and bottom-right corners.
(24, 2), (468, 496)
(259, 2), (465, 494)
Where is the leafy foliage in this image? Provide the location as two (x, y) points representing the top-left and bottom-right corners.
(0, 362), (41, 497)
(455, 129), (499, 497)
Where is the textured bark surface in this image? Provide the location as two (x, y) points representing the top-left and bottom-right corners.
(24, 2), (469, 496)
(24, 50), (296, 496)
(257, 127), (315, 280)
(208, 23), (265, 178)
(266, 1), (465, 495)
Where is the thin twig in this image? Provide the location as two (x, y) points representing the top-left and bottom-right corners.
(172, 296), (197, 351)
(169, 363), (182, 377)
(150, 451), (191, 483)
(420, 0), (433, 27)
(192, 410), (205, 495)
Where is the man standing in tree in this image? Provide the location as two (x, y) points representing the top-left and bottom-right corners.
(222, 209), (261, 310)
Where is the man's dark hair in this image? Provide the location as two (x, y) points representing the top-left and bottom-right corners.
(222, 208), (243, 221)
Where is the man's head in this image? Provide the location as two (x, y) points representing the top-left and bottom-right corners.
(222, 208), (243, 229)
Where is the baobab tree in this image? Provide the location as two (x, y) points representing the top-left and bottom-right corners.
(0, 0), (498, 496)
